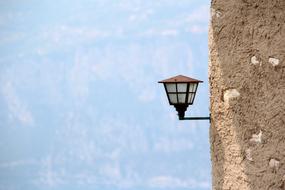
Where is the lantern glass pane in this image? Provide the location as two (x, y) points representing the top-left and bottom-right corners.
(165, 83), (176, 92)
(188, 93), (195, 103)
(178, 93), (186, 103)
(177, 83), (187, 92)
(189, 83), (197, 93)
(169, 94), (178, 104)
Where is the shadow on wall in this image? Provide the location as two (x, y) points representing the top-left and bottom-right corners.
(209, 0), (285, 189)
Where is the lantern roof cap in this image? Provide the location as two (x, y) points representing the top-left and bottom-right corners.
(158, 75), (203, 83)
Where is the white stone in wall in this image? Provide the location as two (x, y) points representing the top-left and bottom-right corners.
(269, 159), (280, 170)
(251, 56), (260, 65)
(269, 57), (279, 66)
(210, 8), (215, 17)
(211, 8), (222, 18)
(245, 148), (253, 161)
(250, 130), (262, 144)
(223, 89), (240, 103)
(216, 11), (222, 18)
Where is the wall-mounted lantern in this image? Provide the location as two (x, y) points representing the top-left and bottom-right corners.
(159, 75), (210, 121)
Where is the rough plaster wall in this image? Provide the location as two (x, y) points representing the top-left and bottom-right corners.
(209, 0), (285, 189)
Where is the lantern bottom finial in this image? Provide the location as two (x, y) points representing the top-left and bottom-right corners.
(174, 104), (189, 120)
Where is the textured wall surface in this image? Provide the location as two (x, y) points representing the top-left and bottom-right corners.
(209, 0), (285, 189)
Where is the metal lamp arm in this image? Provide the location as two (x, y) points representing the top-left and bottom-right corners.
(179, 114), (211, 122)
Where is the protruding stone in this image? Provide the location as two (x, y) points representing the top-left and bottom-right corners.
(250, 130), (262, 144)
(251, 56), (260, 65)
(211, 8), (222, 18)
(269, 159), (280, 171)
(245, 148), (253, 161)
(223, 89), (240, 104)
(216, 11), (222, 18)
(269, 57), (279, 66)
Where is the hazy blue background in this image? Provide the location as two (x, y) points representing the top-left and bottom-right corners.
(0, 0), (210, 189)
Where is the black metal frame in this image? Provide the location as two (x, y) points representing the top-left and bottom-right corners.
(163, 82), (198, 106)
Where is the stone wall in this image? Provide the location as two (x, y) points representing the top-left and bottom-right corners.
(209, 0), (285, 189)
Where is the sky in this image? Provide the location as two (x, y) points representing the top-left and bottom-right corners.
(0, 1), (211, 190)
